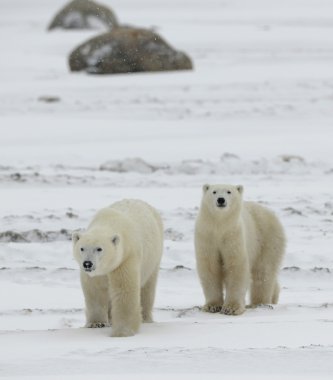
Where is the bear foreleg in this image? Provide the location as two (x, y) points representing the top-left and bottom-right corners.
(250, 270), (279, 306)
(80, 272), (110, 328)
(196, 249), (224, 313)
(109, 258), (142, 337)
(221, 251), (249, 315)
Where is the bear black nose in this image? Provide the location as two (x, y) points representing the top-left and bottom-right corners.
(83, 261), (93, 269)
(217, 197), (225, 205)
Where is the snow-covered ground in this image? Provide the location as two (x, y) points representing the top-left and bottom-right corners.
(1, 0), (333, 378)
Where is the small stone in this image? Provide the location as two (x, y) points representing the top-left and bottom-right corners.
(38, 96), (61, 103)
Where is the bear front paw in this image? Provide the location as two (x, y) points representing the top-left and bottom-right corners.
(142, 314), (153, 323)
(221, 303), (245, 316)
(85, 322), (109, 328)
(111, 327), (136, 337)
(202, 303), (224, 313)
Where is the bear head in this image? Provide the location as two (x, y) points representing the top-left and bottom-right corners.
(201, 183), (244, 218)
(72, 230), (123, 277)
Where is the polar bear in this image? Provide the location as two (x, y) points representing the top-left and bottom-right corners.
(72, 199), (163, 337)
(195, 184), (286, 315)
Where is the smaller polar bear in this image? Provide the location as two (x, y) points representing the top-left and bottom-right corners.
(195, 184), (286, 315)
(72, 199), (163, 337)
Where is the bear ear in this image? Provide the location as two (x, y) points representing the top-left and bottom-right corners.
(203, 184), (210, 193)
(111, 234), (120, 246)
(236, 185), (244, 194)
(72, 231), (82, 244)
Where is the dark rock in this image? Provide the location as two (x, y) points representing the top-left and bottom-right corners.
(0, 229), (72, 243)
(38, 96), (61, 103)
(164, 228), (184, 242)
(48, 0), (118, 31)
(0, 231), (27, 243)
(10, 173), (25, 182)
(66, 210), (78, 218)
(69, 26), (193, 74)
(172, 265), (191, 271)
(311, 267), (331, 273)
(279, 154), (305, 163)
(282, 266), (300, 272)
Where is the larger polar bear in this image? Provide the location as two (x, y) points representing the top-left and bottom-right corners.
(195, 184), (286, 315)
(72, 199), (163, 337)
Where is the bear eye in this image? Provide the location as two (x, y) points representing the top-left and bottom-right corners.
(213, 191), (217, 194)
(227, 191), (231, 194)
(96, 247), (103, 252)
(80, 247), (84, 252)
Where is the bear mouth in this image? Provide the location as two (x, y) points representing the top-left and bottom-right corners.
(216, 203), (227, 208)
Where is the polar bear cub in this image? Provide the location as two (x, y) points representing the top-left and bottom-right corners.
(72, 199), (163, 337)
(195, 184), (286, 315)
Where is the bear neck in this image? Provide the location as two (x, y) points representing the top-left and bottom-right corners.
(201, 203), (242, 230)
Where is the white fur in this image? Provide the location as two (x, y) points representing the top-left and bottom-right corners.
(195, 184), (286, 315)
(73, 199), (163, 337)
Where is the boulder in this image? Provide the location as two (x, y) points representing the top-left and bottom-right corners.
(68, 27), (193, 74)
(48, 0), (118, 30)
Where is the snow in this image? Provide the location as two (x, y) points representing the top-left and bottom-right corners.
(1, 0), (333, 378)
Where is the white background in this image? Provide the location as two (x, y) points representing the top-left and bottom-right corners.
(0, 0), (333, 378)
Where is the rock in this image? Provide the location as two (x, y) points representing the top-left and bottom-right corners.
(48, 0), (118, 31)
(0, 229), (72, 243)
(38, 95), (61, 103)
(164, 228), (184, 242)
(68, 26), (193, 74)
(279, 154), (305, 163)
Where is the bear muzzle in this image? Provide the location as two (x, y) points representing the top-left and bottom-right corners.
(83, 260), (94, 272)
(216, 197), (227, 208)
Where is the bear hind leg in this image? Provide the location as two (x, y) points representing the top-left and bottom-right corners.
(271, 281), (280, 304)
(251, 239), (284, 306)
(141, 268), (159, 323)
(250, 268), (277, 306)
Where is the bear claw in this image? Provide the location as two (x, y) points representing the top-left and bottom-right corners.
(202, 304), (223, 313)
(86, 322), (108, 328)
(220, 304), (245, 316)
